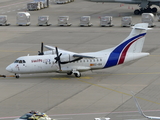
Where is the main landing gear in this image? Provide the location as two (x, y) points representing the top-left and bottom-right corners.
(67, 69), (81, 78)
(134, 7), (157, 15)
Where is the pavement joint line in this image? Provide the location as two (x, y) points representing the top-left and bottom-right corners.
(0, 0), (32, 9)
(78, 79), (160, 105)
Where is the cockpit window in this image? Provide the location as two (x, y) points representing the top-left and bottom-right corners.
(19, 60), (23, 63)
(14, 60), (26, 63)
(14, 60), (19, 63)
(23, 60), (26, 63)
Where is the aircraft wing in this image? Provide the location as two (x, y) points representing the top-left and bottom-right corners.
(45, 45), (96, 58)
(44, 45), (75, 54)
(132, 94), (160, 120)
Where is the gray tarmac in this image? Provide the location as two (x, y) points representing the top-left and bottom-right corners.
(0, 0), (160, 120)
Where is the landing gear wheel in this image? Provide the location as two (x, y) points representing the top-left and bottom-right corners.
(67, 72), (72, 75)
(134, 9), (140, 15)
(15, 73), (19, 79)
(16, 75), (19, 79)
(152, 7), (157, 13)
(74, 73), (81, 78)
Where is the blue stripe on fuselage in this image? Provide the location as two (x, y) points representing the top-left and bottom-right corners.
(104, 33), (146, 68)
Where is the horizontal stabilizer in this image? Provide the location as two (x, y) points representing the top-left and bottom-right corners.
(132, 23), (151, 30)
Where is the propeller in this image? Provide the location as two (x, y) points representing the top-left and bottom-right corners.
(38, 42), (44, 55)
(54, 46), (62, 71)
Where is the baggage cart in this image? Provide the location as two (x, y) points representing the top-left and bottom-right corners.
(80, 16), (93, 27)
(17, 12), (31, 26)
(100, 16), (113, 27)
(121, 16), (133, 27)
(27, 2), (41, 11)
(58, 16), (72, 26)
(38, 16), (51, 26)
(34, 0), (49, 8)
(0, 15), (10, 26)
(141, 13), (155, 27)
(39, 1), (44, 9)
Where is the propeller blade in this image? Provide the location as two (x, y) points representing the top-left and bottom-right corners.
(41, 42), (43, 54)
(55, 46), (58, 56)
(55, 46), (62, 71)
(38, 42), (44, 55)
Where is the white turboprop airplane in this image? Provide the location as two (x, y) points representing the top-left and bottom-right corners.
(88, 0), (159, 15)
(133, 94), (160, 119)
(6, 23), (150, 78)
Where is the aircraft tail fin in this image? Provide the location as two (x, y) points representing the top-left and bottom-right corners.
(114, 23), (149, 53)
(102, 23), (150, 68)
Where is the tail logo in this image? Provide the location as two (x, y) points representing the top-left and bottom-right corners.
(104, 33), (146, 68)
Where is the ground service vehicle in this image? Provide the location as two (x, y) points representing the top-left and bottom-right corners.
(14, 111), (53, 120)
(34, 0), (49, 8)
(0, 15), (10, 26)
(27, 2), (41, 11)
(16, 12), (31, 26)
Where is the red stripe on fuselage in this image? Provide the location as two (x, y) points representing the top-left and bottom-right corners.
(118, 36), (143, 64)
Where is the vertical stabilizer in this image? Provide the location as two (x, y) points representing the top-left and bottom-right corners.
(113, 23), (149, 53)
(103, 23), (150, 68)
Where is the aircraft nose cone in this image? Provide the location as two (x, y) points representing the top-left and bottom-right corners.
(6, 65), (12, 72)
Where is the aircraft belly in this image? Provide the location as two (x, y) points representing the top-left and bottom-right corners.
(60, 64), (91, 72)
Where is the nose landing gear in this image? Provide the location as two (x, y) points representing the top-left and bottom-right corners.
(15, 73), (20, 79)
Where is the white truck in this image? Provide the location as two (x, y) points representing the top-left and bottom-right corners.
(34, 0), (49, 8)
(27, 2), (41, 11)
(121, 16), (133, 27)
(141, 13), (155, 27)
(100, 16), (113, 27)
(80, 16), (93, 27)
(0, 15), (10, 26)
(58, 16), (72, 26)
(38, 16), (51, 26)
(16, 12), (31, 26)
